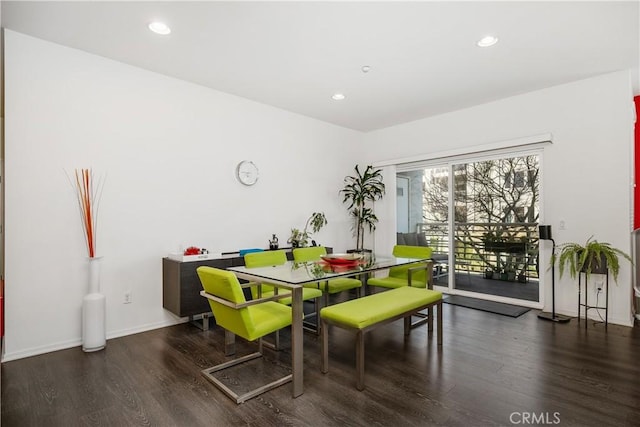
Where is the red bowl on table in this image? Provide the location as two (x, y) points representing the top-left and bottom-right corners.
(320, 253), (363, 268)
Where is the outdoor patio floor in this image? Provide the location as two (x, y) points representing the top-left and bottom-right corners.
(434, 271), (539, 302)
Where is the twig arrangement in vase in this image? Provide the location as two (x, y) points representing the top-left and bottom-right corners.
(68, 168), (106, 352)
(71, 169), (105, 258)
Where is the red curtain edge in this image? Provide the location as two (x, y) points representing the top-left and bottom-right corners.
(634, 96), (640, 230)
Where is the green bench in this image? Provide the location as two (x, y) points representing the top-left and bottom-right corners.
(320, 286), (443, 390)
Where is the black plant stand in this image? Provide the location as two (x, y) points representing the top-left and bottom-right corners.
(578, 270), (609, 329)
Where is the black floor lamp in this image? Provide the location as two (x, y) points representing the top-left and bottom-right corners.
(537, 225), (571, 323)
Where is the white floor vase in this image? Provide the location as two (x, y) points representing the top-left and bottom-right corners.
(82, 256), (106, 352)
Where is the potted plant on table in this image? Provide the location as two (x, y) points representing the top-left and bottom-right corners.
(340, 165), (386, 252)
(553, 236), (632, 283)
(287, 212), (327, 248)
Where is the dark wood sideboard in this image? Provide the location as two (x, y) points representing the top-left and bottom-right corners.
(162, 247), (332, 330)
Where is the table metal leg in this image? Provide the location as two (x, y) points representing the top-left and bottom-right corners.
(291, 286), (304, 397)
(321, 319), (329, 373)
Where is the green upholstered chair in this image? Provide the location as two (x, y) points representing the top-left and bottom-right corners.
(367, 245), (434, 328)
(244, 250), (322, 333)
(292, 246), (363, 308)
(196, 266), (293, 404)
(367, 245), (433, 289)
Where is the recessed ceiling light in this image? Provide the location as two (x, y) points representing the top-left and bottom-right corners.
(149, 21), (171, 35)
(361, 65), (371, 73)
(477, 35), (498, 47)
(332, 93), (346, 101)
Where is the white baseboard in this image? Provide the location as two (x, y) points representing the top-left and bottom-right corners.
(2, 337), (83, 362)
(1, 318), (186, 362)
(106, 318), (185, 340)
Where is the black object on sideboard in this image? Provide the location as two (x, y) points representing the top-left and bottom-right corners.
(162, 247), (332, 330)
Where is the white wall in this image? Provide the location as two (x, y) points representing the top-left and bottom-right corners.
(4, 30), (637, 361)
(3, 30), (364, 360)
(363, 70), (636, 326)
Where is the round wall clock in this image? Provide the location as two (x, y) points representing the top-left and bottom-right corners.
(236, 160), (259, 186)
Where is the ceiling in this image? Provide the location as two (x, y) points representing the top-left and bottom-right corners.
(2, 1), (638, 132)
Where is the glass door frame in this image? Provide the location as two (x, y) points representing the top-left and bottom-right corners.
(412, 149), (544, 308)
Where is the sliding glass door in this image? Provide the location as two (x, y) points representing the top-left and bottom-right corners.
(397, 152), (540, 303)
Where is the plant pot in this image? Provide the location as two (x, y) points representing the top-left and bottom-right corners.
(580, 253), (608, 275)
(504, 242), (527, 254)
(485, 242), (507, 253)
(484, 270), (494, 279)
(506, 271), (516, 281)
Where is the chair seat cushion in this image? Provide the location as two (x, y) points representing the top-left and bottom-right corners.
(304, 278), (362, 294)
(320, 287), (442, 330)
(326, 278), (362, 294)
(246, 302), (292, 341)
(367, 276), (427, 289)
(261, 287), (322, 305)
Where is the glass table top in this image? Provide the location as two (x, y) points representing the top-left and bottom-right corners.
(228, 256), (429, 286)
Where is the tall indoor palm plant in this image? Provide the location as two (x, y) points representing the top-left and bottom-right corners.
(340, 165), (386, 251)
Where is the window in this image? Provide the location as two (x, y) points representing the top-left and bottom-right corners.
(505, 170), (526, 189)
(400, 152), (540, 303)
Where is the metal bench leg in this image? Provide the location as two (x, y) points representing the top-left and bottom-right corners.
(437, 301), (443, 346)
(356, 330), (365, 391)
(321, 319), (329, 374)
(404, 316), (411, 335)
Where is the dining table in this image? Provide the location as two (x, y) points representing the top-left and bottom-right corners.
(227, 253), (431, 398)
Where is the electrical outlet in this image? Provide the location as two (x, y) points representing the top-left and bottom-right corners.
(124, 291), (132, 304)
(594, 280), (604, 296)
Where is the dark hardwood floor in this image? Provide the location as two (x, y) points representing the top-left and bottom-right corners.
(2, 304), (640, 426)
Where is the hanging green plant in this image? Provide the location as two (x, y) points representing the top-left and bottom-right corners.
(552, 236), (632, 283)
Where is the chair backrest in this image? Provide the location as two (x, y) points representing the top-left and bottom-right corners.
(244, 250), (288, 297)
(196, 266), (255, 340)
(292, 246), (327, 263)
(244, 250), (287, 268)
(389, 245), (433, 285)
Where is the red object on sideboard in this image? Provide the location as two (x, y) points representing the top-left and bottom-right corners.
(635, 96), (640, 229)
